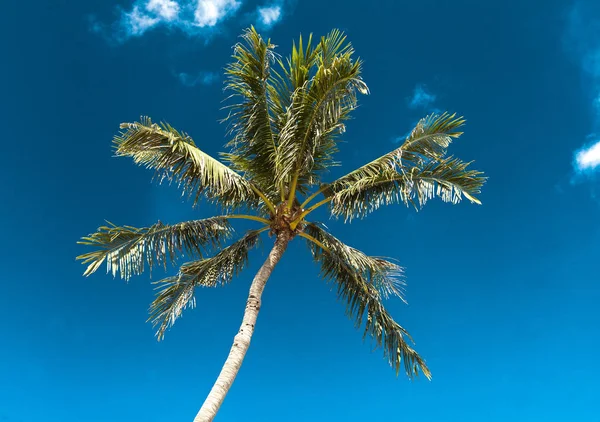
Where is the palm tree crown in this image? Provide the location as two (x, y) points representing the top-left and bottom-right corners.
(78, 27), (485, 385)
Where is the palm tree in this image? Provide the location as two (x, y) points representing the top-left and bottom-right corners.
(77, 27), (485, 421)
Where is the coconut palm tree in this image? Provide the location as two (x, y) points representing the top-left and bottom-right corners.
(77, 27), (485, 421)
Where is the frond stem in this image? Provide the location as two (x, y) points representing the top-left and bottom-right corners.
(297, 232), (329, 252)
(279, 184), (286, 202)
(286, 173), (299, 209)
(300, 185), (328, 208)
(227, 215), (272, 225)
(290, 197), (332, 229)
(254, 226), (271, 235)
(249, 184), (277, 215)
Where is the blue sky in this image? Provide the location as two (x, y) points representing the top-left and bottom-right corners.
(1, 0), (600, 421)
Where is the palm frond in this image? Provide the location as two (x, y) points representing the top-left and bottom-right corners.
(323, 112), (466, 194)
(222, 27), (281, 196)
(77, 217), (233, 281)
(328, 157), (485, 220)
(303, 223), (429, 379)
(276, 30), (369, 193)
(305, 223), (405, 299)
(400, 112), (466, 166)
(268, 32), (319, 139)
(277, 32), (319, 92)
(148, 230), (262, 340)
(114, 117), (261, 210)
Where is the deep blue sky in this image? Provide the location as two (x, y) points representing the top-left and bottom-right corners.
(1, 0), (600, 421)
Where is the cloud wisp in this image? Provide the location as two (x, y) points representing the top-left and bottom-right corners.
(90, 0), (243, 42)
(176, 71), (220, 86)
(147, 0), (180, 20)
(391, 84), (441, 144)
(194, 0), (241, 27)
(407, 84), (437, 110)
(90, 0), (290, 42)
(575, 137), (600, 173)
(565, 1), (600, 177)
(257, 5), (282, 28)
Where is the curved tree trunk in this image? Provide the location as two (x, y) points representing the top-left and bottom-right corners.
(194, 232), (291, 422)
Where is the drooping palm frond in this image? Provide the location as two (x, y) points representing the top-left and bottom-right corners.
(77, 217), (233, 281)
(327, 157), (486, 220)
(114, 118), (264, 210)
(322, 113), (466, 195)
(304, 223), (405, 299)
(222, 27), (281, 196)
(148, 230), (263, 340)
(303, 223), (430, 379)
(276, 30), (369, 197)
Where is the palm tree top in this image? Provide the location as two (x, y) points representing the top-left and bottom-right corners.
(77, 26), (486, 381)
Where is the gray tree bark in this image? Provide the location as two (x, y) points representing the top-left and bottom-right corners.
(193, 232), (291, 421)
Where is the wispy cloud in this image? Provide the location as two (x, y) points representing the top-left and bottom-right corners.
(574, 136), (600, 173)
(147, 0), (181, 20)
(123, 6), (161, 36)
(194, 0), (241, 27)
(407, 84), (437, 110)
(176, 71), (220, 86)
(90, 0), (292, 43)
(565, 1), (600, 176)
(90, 0), (243, 42)
(391, 84), (441, 144)
(257, 5), (281, 28)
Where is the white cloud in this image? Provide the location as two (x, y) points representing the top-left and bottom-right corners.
(565, 2), (600, 176)
(407, 84), (436, 110)
(194, 0), (240, 27)
(124, 6), (160, 36)
(575, 139), (600, 172)
(257, 5), (281, 27)
(177, 71), (220, 86)
(146, 0), (180, 21)
(92, 0), (292, 42)
(94, 0), (245, 40)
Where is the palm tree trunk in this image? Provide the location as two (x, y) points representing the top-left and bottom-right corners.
(193, 232), (291, 421)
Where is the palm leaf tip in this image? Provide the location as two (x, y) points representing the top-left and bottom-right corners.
(303, 223), (429, 379)
(147, 275), (196, 341)
(324, 152), (485, 221)
(76, 217), (234, 281)
(148, 230), (263, 340)
(113, 117), (261, 210)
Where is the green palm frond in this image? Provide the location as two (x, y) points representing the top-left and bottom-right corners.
(277, 32), (319, 92)
(222, 27), (281, 195)
(318, 29), (353, 67)
(304, 223), (405, 299)
(148, 230), (263, 340)
(114, 117), (262, 210)
(303, 223), (429, 379)
(77, 217), (233, 280)
(271, 29), (353, 125)
(277, 30), (369, 197)
(400, 112), (466, 165)
(328, 157), (485, 220)
(268, 32), (319, 138)
(323, 112), (466, 194)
